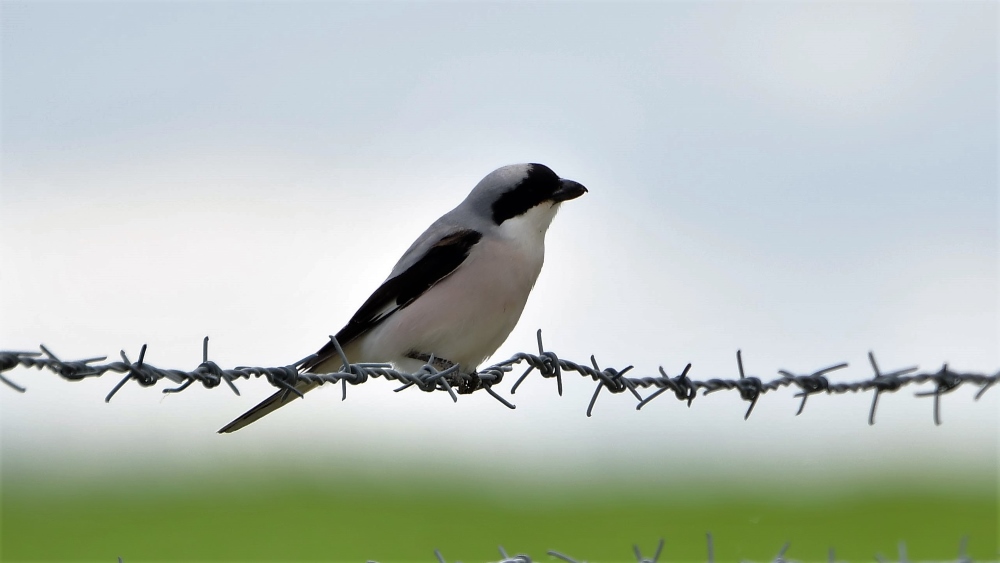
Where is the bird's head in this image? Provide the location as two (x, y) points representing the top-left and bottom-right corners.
(466, 163), (587, 236)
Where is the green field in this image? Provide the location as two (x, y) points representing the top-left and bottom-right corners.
(2, 469), (996, 563)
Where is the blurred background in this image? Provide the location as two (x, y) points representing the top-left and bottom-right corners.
(1, 2), (996, 562)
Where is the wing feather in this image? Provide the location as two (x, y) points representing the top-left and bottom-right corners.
(299, 228), (482, 372)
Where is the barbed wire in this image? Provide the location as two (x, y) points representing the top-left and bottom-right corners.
(112, 535), (987, 563)
(551, 535), (979, 563)
(541, 534), (979, 563)
(2, 330), (996, 425)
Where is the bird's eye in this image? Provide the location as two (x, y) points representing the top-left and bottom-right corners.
(491, 166), (561, 224)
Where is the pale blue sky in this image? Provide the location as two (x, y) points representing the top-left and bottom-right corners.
(1, 1), (996, 482)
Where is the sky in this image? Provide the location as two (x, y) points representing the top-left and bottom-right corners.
(1, 1), (997, 485)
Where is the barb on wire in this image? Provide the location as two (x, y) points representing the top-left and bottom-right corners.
(498, 546), (532, 563)
(2, 331), (996, 425)
(634, 538), (665, 563)
(770, 541), (792, 563)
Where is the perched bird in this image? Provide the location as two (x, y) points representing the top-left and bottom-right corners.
(218, 163), (587, 433)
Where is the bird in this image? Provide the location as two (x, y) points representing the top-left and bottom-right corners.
(218, 163), (587, 433)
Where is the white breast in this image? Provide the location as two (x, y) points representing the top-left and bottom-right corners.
(357, 207), (557, 371)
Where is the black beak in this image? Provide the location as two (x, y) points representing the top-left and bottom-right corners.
(551, 179), (588, 202)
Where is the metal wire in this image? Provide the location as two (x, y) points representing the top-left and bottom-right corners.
(108, 534), (987, 562)
(2, 330), (996, 426)
(434, 535), (982, 563)
(112, 536), (987, 563)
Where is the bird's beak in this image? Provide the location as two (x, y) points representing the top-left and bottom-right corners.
(551, 179), (588, 202)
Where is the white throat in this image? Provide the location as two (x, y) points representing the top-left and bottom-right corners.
(496, 202), (561, 242)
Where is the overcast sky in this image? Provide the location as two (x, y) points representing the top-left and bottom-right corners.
(1, 1), (996, 484)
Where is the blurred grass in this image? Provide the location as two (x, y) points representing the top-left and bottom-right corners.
(2, 468), (996, 563)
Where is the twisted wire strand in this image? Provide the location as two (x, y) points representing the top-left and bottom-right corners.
(431, 535), (978, 563)
(114, 535), (984, 563)
(2, 331), (996, 425)
(106, 534), (987, 563)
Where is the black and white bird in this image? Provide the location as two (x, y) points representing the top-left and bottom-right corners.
(219, 163), (587, 433)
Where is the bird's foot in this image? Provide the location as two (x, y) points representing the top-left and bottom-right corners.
(456, 371), (481, 395)
(406, 351), (457, 372)
(406, 351), (481, 394)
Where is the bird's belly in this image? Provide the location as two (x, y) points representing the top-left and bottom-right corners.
(359, 238), (543, 370)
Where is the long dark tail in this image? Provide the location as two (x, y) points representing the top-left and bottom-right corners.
(217, 381), (318, 433)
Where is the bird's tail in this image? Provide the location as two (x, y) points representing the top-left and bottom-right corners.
(217, 381), (318, 433)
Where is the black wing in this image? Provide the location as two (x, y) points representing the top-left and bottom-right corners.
(299, 229), (483, 372)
